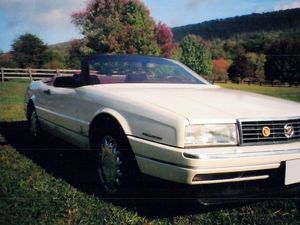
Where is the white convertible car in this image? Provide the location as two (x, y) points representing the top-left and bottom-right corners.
(25, 55), (300, 201)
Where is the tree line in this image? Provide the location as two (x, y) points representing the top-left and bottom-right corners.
(173, 8), (300, 84)
(0, 0), (299, 84)
(0, 34), (81, 69)
(208, 31), (300, 84)
(172, 8), (300, 41)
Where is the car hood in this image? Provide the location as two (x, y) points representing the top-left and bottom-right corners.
(89, 84), (300, 124)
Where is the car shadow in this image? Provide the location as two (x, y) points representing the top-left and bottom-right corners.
(0, 120), (232, 218)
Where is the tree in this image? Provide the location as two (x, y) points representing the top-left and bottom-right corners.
(42, 50), (67, 69)
(171, 44), (182, 61)
(223, 40), (245, 59)
(264, 39), (300, 84)
(210, 39), (226, 59)
(179, 35), (212, 75)
(242, 33), (274, 53)
(66, 39), (83, 69)
(227, 54), (256, 81)
(12, 33), (47, 68)
(156, 22), (175, 58)
(0, 53), (17, 68)
(212, 58), (232, 80)
(71, 0), (161, 55)
(246, 52), (266, 81)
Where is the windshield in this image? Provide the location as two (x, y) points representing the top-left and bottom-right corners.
(85, 55), (209, 85)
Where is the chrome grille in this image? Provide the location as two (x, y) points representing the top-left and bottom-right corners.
(240, 118), (300, 144)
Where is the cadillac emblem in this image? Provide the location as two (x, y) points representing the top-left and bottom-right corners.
(262, 126), (271, 137)
(284, 124), (294, 138)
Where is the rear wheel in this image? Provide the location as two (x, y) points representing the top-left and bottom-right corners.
(29, 109), (42, 139)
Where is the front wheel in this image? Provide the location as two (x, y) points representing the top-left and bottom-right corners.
(95, 130), (139, 195)
(97, 135), (124, 194)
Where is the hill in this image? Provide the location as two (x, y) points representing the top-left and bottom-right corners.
(172, 8), (300, 41)
(48, 41), (73, 55)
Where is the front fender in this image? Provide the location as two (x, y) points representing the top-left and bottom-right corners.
(93, 108), (132, 135)
(92, 107), (185, 147)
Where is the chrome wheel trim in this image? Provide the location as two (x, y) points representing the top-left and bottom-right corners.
(29, 111), (38, 137)
(97, 135), (122, 193)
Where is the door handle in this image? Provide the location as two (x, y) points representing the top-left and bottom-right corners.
(43, 89), (51, 95)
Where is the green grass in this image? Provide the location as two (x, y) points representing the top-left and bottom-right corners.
(0, 79), (28, 121)
(220, 83), (300, 102)
(0, 80), (300, 224)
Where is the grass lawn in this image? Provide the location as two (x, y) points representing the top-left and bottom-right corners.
(0, 80), (300, 224)
(220, 83), (300, 102)
(0, 80), (28, 121)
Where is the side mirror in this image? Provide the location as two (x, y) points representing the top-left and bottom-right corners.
(53, 76), (80, 88)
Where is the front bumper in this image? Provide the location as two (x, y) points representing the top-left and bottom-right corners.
(128, 136), (300, 186)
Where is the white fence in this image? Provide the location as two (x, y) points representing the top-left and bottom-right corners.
(0, 68), (78, 82)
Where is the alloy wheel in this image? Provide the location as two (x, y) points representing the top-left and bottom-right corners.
(97, 135), (123, 194)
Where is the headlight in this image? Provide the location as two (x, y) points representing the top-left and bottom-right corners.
(184, 124), (238, 147)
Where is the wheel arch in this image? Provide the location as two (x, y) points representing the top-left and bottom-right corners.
(89, 109), (132, 148)
(89, 110), (141, 193)
(26, 99), (35, 120)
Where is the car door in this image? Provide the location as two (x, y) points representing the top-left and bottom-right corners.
(36, 79), (89, 146)
(44, 85), (80, 132)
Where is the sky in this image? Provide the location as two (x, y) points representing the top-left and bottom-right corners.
(0, 0), (300, 52)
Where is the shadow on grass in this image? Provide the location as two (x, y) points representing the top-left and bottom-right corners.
(0, 120), (219, 219)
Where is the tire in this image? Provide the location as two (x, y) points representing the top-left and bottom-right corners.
(94, 123), (139, 195)
(28, 109), (42, 139)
